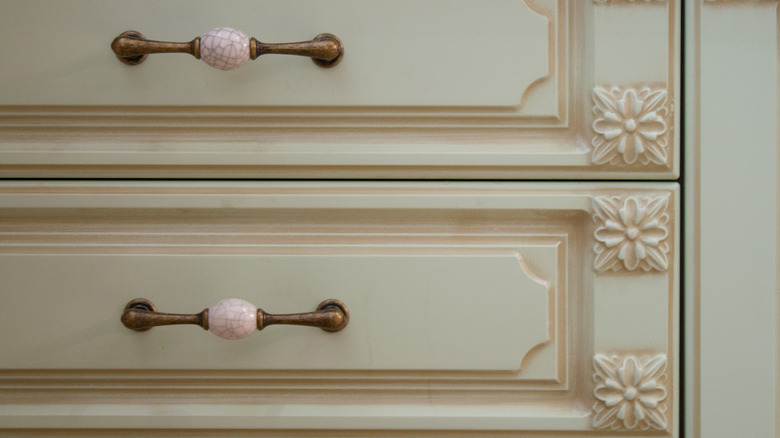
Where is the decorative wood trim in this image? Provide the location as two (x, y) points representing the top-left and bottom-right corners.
(591, 86), (671, 166)
(592, 195), (671, 272)
(592, 353), (669, 430)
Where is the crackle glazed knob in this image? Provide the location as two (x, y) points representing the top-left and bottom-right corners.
(208, 298), (257, 339)
(199, 27), (251, 71)
(111, 27), (344, 69)
(121, 298), (349, 340)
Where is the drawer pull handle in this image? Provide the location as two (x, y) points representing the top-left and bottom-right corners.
(121, 298), (349, 340)
(111, 28), (344, 70)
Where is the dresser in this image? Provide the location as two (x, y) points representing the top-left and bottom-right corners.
(0, 1), (775, 437)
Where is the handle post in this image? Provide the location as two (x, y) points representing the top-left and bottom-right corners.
(259, 299), (349, 332)
(111, 31), (200, 65)
(251, 34), (343, 67)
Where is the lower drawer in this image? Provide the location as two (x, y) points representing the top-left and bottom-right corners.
(0, 182), (678, 436)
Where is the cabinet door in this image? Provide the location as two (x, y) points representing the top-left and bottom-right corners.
(0, 182), (679, 436)
(0, 1), (679, 179)
(685, 1), (779, 437)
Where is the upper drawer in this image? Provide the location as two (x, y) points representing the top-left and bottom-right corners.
(0, 1), (679, 179)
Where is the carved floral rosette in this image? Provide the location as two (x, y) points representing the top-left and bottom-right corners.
(592, 195), (670, 272)
(591, 86), (670, 166)
(592, 353), (669, 431)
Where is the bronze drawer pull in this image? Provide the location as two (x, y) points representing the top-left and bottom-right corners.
(111, 28), (343, 70)
(121, 298), (349, 340)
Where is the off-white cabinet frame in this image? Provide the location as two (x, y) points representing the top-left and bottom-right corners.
(685, 1), (778, 437)
(0, 0), (777, 436)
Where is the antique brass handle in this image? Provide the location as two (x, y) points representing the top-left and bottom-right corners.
(111, 27), (344, 70)
(121, 298), (349, 340)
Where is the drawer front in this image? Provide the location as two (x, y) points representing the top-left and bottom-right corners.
(0, 1), (679, 179)
(0, 182), (679, 435)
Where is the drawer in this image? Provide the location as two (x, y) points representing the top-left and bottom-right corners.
(0, 1), (679, 179)
(0, 182), (679, 435)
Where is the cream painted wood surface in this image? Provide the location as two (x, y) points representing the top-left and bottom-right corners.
(0, 0), (692, 436)
(4, 256), (552, 371)
(0, 182), (679, 435)
(685, 2), (779, 438)
(0, 0), (679, 179)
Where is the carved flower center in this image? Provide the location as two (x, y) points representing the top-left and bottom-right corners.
(623, 386), (638, 401)
(624, 119), (638, 133)
(626, 227), (640, 240)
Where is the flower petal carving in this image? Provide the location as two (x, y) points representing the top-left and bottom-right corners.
(592, 195), (670, 272)
(591, 86), (670, 165)
(592, 353), (668, 431)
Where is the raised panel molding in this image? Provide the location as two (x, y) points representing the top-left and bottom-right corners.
(592, 195), (671, 272)
(592, 353), (669, 431)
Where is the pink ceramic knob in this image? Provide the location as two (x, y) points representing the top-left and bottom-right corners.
(208, 298), (257, 340)
(199, 27), (250, 71)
